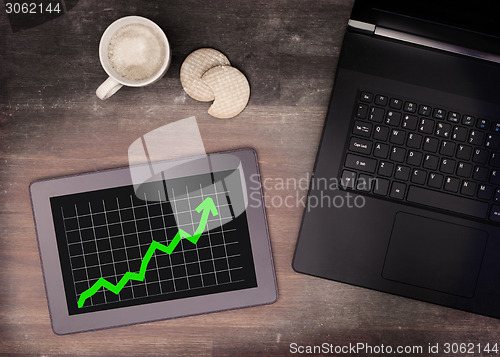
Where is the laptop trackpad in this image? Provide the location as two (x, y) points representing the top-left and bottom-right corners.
(382, 212), (488, 298)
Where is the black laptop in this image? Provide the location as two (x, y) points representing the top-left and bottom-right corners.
(293, 0), (500, 318)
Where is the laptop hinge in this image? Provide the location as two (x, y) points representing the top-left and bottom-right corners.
(348, 19), (375, 35)
(375, 26), (500, 65)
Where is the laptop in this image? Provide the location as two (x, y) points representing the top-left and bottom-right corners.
(293, 0), (500, 318)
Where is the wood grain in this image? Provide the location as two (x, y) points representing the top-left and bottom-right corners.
(2, 0), (500, 356)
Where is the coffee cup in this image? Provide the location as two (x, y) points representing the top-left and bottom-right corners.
(96, 16), (171, 100)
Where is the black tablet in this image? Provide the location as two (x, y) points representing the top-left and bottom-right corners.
(30, 149), (277, 334)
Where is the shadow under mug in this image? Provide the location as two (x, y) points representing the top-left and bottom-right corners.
(96, 16), (171, 100)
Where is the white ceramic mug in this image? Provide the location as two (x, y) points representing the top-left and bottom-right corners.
(96, 16), (171, 100)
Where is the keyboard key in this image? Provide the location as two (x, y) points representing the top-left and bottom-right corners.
(369, 107), (384, 123)
(357, 174), (373, 191)
(373, 178), (390, 196)
(356, 103), (369, 119)
(374, 95), (388, 106)
(389, 129), (405, 145)
(491, 152), (500, 168)
(378, 161), (394, 177)
(468, 130), (484, 146)
(385, 111), (402, 126)
(411, 169), (427, 185)
(485, 134), (500, 150)
(406, 132), (422, 149)
(457, 162), (472, 178)
(352, 120), (373, 137)
(490, 205), (500, 222)
(491, 170), (500, 185)
(349, 137), (372, 155)
(341, 170), (357, 189)
(452, 126), (468, 142)
(394, 165), (411, 181)
(390, 182), (406, 200)
(456, 144), (472, 160)
(473, 166), (489, 182)
(462, 115), (475, 127)
(444, 177), (460, 193)
(433, 108), (445, 119)
(435, 122), (451, 138)
(447, 111), (460, 123)
(389, 98), (402, 109)
(423, 154), (439, 170)
(360, 92), (373, 102)
(407, 150), (422, 166)
(477, 184), (493, 200)
(493, 123), (500, 133)
(404, 102), (416, 113)
(473, 148), (489, 164)
(402, 114), (418, 131)
(345, 154), (376, 173)
(440, 141), (456, 157)
(494, 188), (500, 203)
(373, 143), (389, 158)
(423, 137), (439, 152)
(476, 118), (489, 130)
(419, 118), (434, 134)
(440, 158), (456, 174)
(407, 186), (489, 219)
(461, 180), (476, 197)
(390, 147), (406, 162)
(418, 105), (431, 116)
(373, 125), (389, 141)
(428, 173), (444, 189)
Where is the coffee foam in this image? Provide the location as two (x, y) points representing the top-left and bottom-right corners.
(108, 23), (165, 82)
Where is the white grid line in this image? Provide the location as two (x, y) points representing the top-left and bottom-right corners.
(72, 254), (242, 283)
(103, 200), (119, 301)
(64, 215), (232, 235)
(186, 188), (206, 288)
(74, 204), (93, 305)
(84, 278), (246, 308)
(88, 202), (107, 303)
(171, 187), (191, 290)
(199, 183), (219, 285)
(130, 194), (149, 296)
(116, 197), (135, 300)
(62, 206), (81, 304)
(62, 192), (230, 220)
(68, 238), (238, 260)
(213, 182), (233, 282)
(144, 192), (163, 295)
(158, 189), (177, 293)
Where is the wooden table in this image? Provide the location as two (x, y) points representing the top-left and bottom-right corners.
(1, 1), (500, 355)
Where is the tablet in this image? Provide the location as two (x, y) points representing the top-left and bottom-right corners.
(30, 148), (277, 334)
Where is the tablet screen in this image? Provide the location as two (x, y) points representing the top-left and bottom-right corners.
(50, 169), (257, 315)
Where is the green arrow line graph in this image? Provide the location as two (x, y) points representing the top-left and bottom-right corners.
(77, 197), (219, 308)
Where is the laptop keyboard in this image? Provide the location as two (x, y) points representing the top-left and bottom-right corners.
(341, 90), (500, 223)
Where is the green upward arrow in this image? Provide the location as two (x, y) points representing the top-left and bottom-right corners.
(77, 197), (219, 308)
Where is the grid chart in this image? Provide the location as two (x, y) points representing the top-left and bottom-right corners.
(50, 170), (257, 315)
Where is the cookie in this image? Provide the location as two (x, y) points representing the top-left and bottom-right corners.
(180, 48), (230, 102)
(201, 66), (250, 119)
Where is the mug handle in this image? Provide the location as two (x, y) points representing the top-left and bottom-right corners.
(96, 77), (123, 100)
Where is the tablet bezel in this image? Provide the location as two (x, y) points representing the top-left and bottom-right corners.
(30, 148), (277, 334)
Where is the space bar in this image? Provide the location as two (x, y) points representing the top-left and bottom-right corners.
(407, 186), (489, 219)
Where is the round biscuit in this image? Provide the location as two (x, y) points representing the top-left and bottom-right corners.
(201, 66), (250, 119)
(180, 48), (231, 102)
